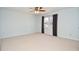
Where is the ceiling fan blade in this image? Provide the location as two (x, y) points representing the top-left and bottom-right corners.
(39, 10), (46, 12)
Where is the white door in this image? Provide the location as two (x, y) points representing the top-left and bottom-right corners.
(44, 16), (53, 35)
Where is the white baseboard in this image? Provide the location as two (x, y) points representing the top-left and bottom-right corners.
(0, 32), (39, 39)
(0, 33), (29, 39)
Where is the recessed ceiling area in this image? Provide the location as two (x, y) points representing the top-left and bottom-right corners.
(3, 7), (69, 15)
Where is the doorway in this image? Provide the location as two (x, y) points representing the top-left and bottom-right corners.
(42, 14), (58, 36)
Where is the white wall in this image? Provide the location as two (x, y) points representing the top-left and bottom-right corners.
(34, 15), (42, 32)
(0, 8), (39, 38)
(58, 8), (79, 40)
(0, 39), (2, 50)
(0, 7), (79, 41)
(41, 8), (79, 40)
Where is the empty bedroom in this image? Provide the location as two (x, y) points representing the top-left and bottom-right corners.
(0, 7), (79, 51)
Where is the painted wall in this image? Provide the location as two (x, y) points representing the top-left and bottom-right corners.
(0, 8), (39, 38)
(0, 8), (79, 41)
(57, 8), (79, 40)
(0, 39), (2, 50)
(41, 8), (79, 40)
(34, 15), (42, 32)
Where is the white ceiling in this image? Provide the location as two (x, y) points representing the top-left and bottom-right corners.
(6, 7), (68, 15)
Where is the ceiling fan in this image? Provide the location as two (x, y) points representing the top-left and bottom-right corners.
(30, 7), (46, 14)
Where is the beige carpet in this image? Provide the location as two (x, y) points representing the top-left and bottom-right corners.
(0, 33), (79, 51)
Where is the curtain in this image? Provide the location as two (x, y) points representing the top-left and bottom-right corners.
(41, 16), (44, 33)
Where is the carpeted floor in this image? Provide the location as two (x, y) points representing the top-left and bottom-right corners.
(0, 33), (79, 51)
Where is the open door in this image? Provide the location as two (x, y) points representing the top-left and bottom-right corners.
(44, 16), (53, 35)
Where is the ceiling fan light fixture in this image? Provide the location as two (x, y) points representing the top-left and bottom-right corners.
(32, 7), (46, 14)
(35, 10), (40, 14)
